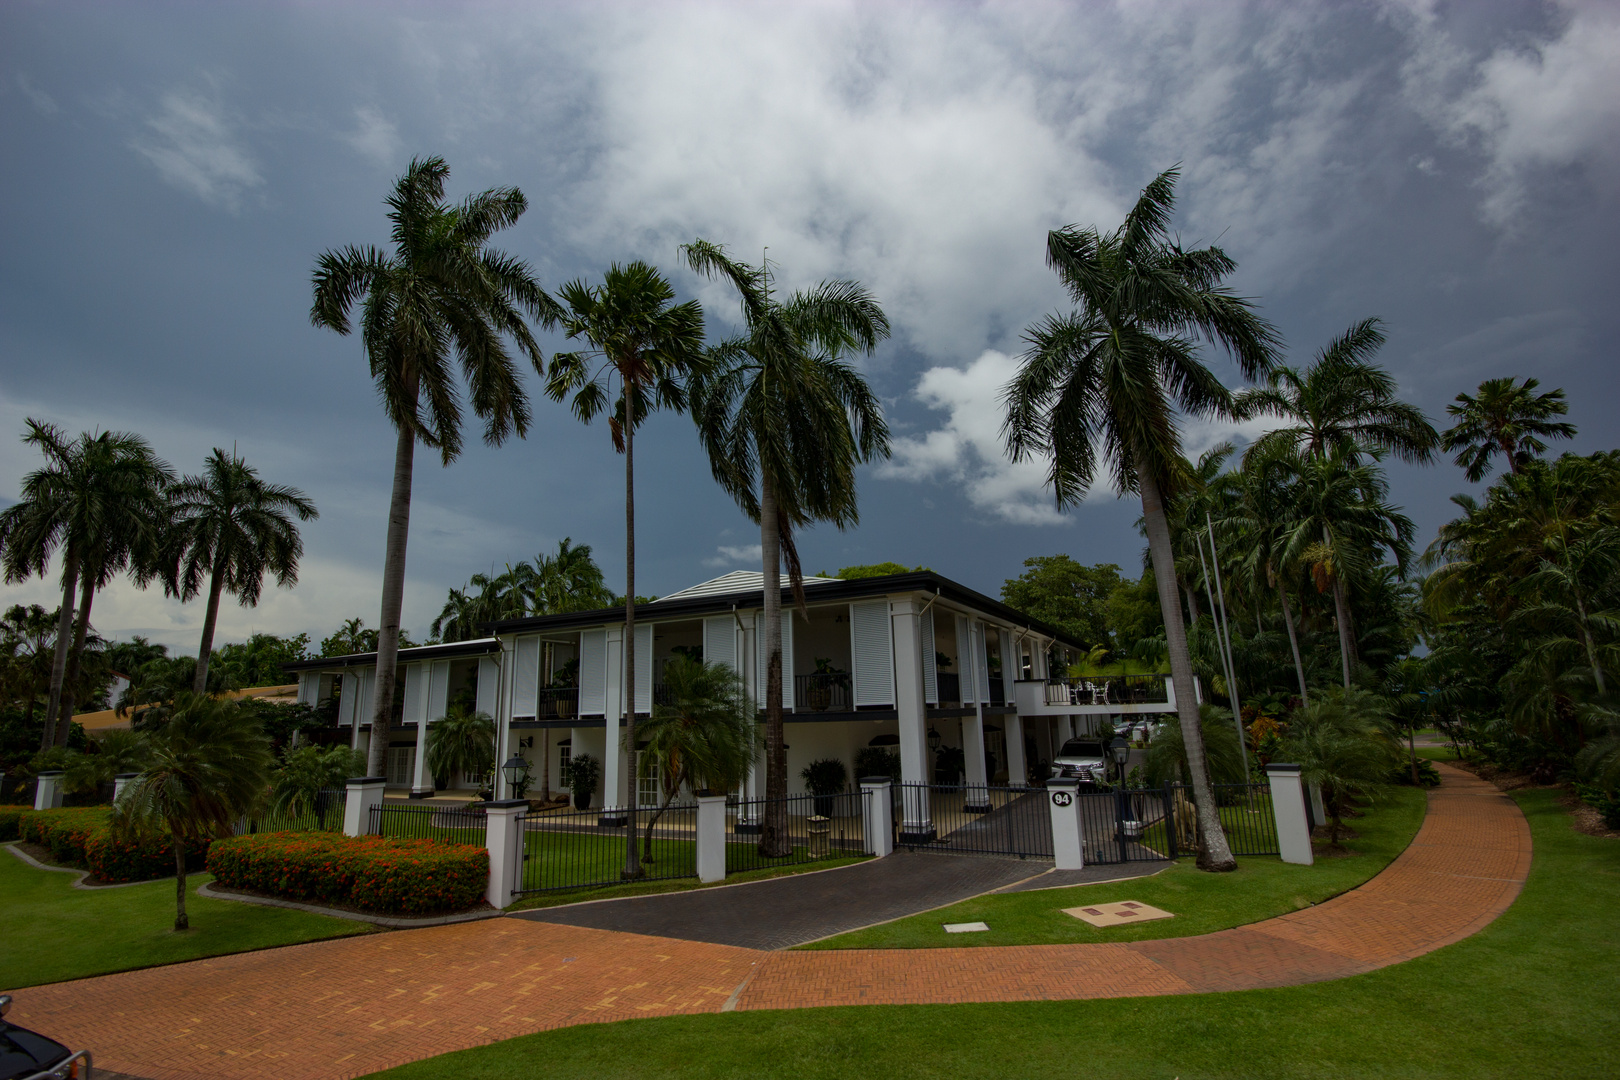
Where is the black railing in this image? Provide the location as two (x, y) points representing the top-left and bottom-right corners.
(936, 672), (961, 704)
(1213, 782), (1279, 855)
(370, 802), (487, 845)
(246, 788), (348, 834)
(794, 673), (852, 713)
(1051, 674), (1171, 706)
(726, 792), (867, 873)
(893, 782), (1052, 858)
(535, 687), (580, 721)
(514, 803), (697, 893)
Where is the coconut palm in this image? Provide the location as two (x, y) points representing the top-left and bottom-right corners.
(112, 694), (273, 930)
(0, 604), (59, 729)
(424, 702), (496, 790)
(527, 538), (615, 614)
(1442, 376), (1577, 483)
(681, 239), (890, 858)
(431, 568), (528, 643)
(1238, 318), (1439, 467)
(1002, 167), (1281, 872)
(164, 449), (318, 694)
(545, 261), (706, 879)
(0, 421), (172, 749)
(311, 156), (558, 779)
(1229, 448), (1314, 703)
(634, 655), (757, 862)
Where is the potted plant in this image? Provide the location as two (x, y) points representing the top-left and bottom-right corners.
(564, 752), (599, 811)
(801, 757), (848, 816)
(806, 658), (843, 712)
(551, 658), (579, 720)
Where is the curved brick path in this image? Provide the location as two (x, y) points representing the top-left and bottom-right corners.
(8, 764), (1528, 1080)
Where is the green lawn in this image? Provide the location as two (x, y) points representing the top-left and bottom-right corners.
(806, 784), (1425, 949)
(0, 844), (370, 989)
(363, 786), (1620, 1079)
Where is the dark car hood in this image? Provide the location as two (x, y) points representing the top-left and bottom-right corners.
(0, 1022), (69, 1079)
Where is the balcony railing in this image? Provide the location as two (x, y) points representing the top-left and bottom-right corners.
(1046, 674), (1170, 707)
(536, 687), (580, 720)
(930, 671), (1005, 707)
(795, 672), (852, 712)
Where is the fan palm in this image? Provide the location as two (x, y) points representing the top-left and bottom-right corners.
(1443, 376), (1576, 482)
(1238, 318), (1438, 467)
(681, 239), (890, 857)
(424, 702), (495, 788)
(112, 694), (273, 930)
(527, 537), (614, 614)
(545, 260), (707, 879)
(0, 421), (172, 749)
(1002, 167), (1281, 872)
(164, 449), (318, 694)
(311, 156), (558, 779)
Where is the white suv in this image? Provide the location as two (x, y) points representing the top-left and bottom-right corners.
(1049, 738), (1110, 787)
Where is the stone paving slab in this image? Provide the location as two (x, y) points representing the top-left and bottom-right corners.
(4, 764), (1528, 1080)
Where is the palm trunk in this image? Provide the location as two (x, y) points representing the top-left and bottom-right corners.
(759, 473), (789, 857)
(366, 380), (418, 781)
(193, 561), (226, 695)
(1331, 578), (1355, 689)
(57, 571), (96, 747)
(1139, 466), (1235, 872)
(1573, 592), (1606, 695)
(1277, 579), (1309, 706)
(173, 837), (189, 931)
(41, 552), (80, 751)
(621, 406), (642, 880)
(1184, 587), (1200, 624)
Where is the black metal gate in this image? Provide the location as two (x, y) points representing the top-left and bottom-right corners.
(893, 783), (1054, 859)
(1071, 786), (1178, 865)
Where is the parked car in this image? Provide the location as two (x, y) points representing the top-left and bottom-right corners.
(0, 996), (91, 1079)
(1049, 738), (1110, 787)
(1128, 720), (1162, 744)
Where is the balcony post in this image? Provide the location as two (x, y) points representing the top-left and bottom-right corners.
(890, 596), (934, 843)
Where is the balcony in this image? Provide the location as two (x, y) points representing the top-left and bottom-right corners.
(1014, 674), (1192, 717)
(535, 687), (579, 720)
(794, 672), (852, 713)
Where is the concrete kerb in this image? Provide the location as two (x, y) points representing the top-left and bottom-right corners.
(194, 881), (504, 929)
(4, 840), (158, 891)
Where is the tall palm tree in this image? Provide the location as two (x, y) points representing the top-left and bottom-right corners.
(1442, 376), (1577, 482)
(546, 261), (707, 879)
(1002, 167), (1282, 872)
(112, 693), (273, 930)
(0, 604), (59, 729)
(1229, 448), (1313, 703)
(165, 449), (318, 694)
(681, 239), (890, 858)
(311, 156), (558, 779)
(1238, 318), (1439, 467)
(528, 537), (614, 614)
(0, 421), (172, 749)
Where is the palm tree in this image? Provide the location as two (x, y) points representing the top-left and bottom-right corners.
(1002, 167), (1281, 872)
(528, 538), (614, 614)
(112, 694), (273, 930)
(1443, 376), (1577, 482)
(165, 449), (318, 694)
(634, 655), (757, 862)
(681, 239), (890, 858)
(1229, 447), (1313, 703)
(432, 568), (528, 643)
(545, 261), (706, 879)
(1238, 318), (1439, 467)
(0, 421), (172, 749)
(268, 743), (364, 823)
(0, 604), (59, 729)
(1279, 687), (1400, 848)
(424, 702), (495, 790)
(311, 156), (558, 779)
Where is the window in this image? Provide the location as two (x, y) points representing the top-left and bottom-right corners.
(386, 746), (415, 786)
(558, 740), (572, 789)
(636, 750), (661, 809)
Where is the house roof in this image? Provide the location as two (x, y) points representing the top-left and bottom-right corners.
(483, 570), (1087, 651)
(74, 683), (299, 733)
(282, 636), (501, 672)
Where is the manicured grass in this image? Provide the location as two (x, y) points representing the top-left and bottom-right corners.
(806, 784), (1425, 949)
(508, 855), (870, 911)
(0, 844), (370, 989)
(363, 786), (1620, 1079)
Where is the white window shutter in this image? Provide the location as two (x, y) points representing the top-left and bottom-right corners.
(851, 600), (895, 707)
(922, 611), (937, 705)
(340, 673), (359, 726)
(513, 637), (540, 718)
(476, 656), (499, 717)
(955, 614), (976, 704)
(704, 616), (737, 671)
(781, 614), (795, 710)
(579, 630), (607, 715)
(635, 624), (653, 714)
(974, 623), (991, 704)
(357, 668), (374, 727)
(402, 664), (426, 725)
(427, 660), (452, 721)
(1002, 632), (1018, 702)
(297, 672), (320, 707)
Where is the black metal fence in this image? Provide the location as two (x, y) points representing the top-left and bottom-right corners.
(725, 792), (868, 873)
(1213, 782), (1280, 855)
(794, 673), (852, 713)
(369, 802), (488, 845)
(1072, 786), (1175, 864)
(893, 783), (1053, 858)
(514, 803), (698, 894)
(243, 788), (349, 834)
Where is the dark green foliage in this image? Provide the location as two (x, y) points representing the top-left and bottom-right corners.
(800, 757), (849, 797)
(1000, 556), (1125, 652)
(829, 563), (926, 580)
(855, 747), (901, 782)
(210, 634), (313, 688)
(207, 833), (488, 916)
(1391, 757), (1441, 787)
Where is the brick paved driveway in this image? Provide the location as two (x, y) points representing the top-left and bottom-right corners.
(6, 765), (1528, 1080)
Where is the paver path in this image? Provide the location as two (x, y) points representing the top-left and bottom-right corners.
(8, 765), (1527, 1080)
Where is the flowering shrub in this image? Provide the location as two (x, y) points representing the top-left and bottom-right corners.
(83, 830), (211, 883)
(19, 808), (108, 864)
(0, 805), (31, 842)
(11, 807), (209, 882)
(207, 833), (488, 915)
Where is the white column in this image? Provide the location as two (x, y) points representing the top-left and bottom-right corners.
(33, 770), (64, 811)
(1003, 714), (1027, 789)
(695, 793), (727, 883)
(600, 627), (627, 825)
(494, 637), (516, 800)
(410, 719), (432, 798)
(112, 772), (139, 804)
(343, 776), (387, 837)
(483, 799), (526, 908)
(890, 596), (934, 842)
(1046, 777), (1085, 870)
(859, 776), (894, 857)
(1266, 763), (1315, 865)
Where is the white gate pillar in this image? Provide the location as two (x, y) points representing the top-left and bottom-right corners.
(484, 799), (527, 908)
(890, 596), (934, 842)
(1046, 777), (1085, 870)
(113, 772), (140, 804)
(343, 776), (387, 837)
(695, 793), (727, 883)
(33, 770), (64, 811)
(860, 776), (894, 857)
(1266, 763), (1315, 866)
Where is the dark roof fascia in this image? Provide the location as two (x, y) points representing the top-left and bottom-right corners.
(485, 572), (1084, 651)
(282, 637), (501, 672)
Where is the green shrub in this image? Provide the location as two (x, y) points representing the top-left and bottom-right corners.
(19, 808), (107, 864)
(0, 805), (30, 842)
(11, 806), (209, 882)
(206, 832), (488, 916)
(1391, 758), (1442, 788)
(1574, 783), (1620, 830)
(83, 830), (211, 884)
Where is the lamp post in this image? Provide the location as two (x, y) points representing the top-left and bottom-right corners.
(1110, 736), (1130, 859)
(502, 754), (530, 802)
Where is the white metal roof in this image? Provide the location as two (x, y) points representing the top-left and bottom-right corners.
(651, 570), (838, 604)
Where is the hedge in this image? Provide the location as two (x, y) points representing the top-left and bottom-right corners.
(0, 805), (31, 842)
(9, 807), (210, 883)
(206, 833), (488, 916)
(19, 807), (107, 864)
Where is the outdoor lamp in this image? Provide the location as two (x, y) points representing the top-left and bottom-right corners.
(501, 753), (529, 790)
(927, 727), (942, 752)
(1110, 736), (1129, 767)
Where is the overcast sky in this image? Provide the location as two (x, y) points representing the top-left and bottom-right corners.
(1, 0), (1616, 655)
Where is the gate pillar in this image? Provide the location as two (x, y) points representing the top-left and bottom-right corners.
(33, 770), (64, 811)
(696, 793), (727, 883)
(343, 776), (387, 837)
(860, 777), (894, 857)
(1266, 763), (1314, 866)
(484, 799), (528, 908)
(1047, 777), (1085, 870)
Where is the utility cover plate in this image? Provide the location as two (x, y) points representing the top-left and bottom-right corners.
(943, 921), (990, 933)
(1063, 901), (1173, 927)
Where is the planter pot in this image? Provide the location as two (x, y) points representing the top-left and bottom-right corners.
(812, 794), (836, 817)
(558, 702), (576, 720)
(806, 687), (832, 712)
(573, 790), (593, 811)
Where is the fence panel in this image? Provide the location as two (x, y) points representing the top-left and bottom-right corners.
(244, 788), (349, 834)
(725, 792), (867, 874)
(369, 802), (487, 846)
(515, 803), (698, 894)
(893, 783), (1053, 858)
(1072, 786), (1176, 864)
(1214, 782), (1280, 855)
